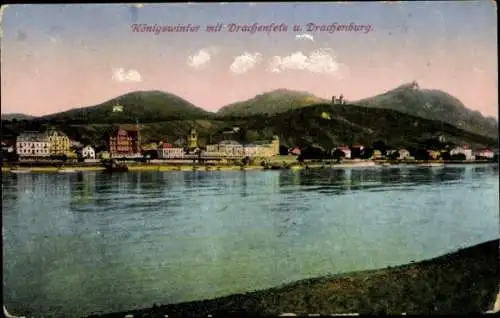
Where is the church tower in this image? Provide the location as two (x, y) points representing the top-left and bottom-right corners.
(271, 135), (280, 156)
(187, 127), (198, 151)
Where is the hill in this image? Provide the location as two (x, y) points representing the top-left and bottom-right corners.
(216, 89), (329, 117)
(3, 103), (496, 151)
(355, 82), (498, 139)
(37, 90), (213, 124)
(1, 113), (36, 121)
(230, 103), (497, 150)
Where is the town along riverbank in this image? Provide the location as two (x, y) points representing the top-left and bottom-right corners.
(88, 239), (499, 317)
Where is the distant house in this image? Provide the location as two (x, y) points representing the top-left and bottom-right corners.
(289, 147), (301, 156)
(475, 148), (494, 159)
(112, 104), (124, 112)
(450, 145), (474, 160)
(372, 150), (383, 159)
(427, 150), (441, 160)
(398, 149), (411, 159)
(158, 142), (184, 159)
(82, 145), (96, 159)
(336, 146), (351, 159)
(70, 140), (83, 149)
(1, 140), (15, 153)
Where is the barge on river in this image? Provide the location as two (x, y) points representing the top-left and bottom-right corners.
(102, 159), (129, 172)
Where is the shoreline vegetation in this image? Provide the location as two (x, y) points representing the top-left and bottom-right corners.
(84, 239), (499, 317)
(1, 159), (496, 173)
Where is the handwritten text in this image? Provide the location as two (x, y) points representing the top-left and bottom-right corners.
(130, 22), (373, 35)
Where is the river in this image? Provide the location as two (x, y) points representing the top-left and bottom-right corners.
(2, 164), (499, 317)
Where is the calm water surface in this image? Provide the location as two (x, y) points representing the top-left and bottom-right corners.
(2, 164), (499, 316)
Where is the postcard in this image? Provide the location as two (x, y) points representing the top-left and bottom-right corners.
(1, 2), (499, 317)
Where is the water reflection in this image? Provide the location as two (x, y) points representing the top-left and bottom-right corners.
(2, 166), (499, 317)
(278, 166), (480, 196)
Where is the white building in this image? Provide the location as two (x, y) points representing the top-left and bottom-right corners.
(217, 140), (244, 156)
(206, 137), (279, 158)
(243, 144), (259, 157)
(158, 142), (185, 159)
(475, 148), (494, 159)
(450, 146), (474, 160)
(398, 149), (411, 159)
(16, 131), (50, 158)
(334, 146), (351, 159)
(71, 140), (83, 149)
(82, 145), (96, 159)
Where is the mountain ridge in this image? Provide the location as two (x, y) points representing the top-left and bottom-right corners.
(36, 90), (212, 124)
(353, 82), (498, 138)
(2, 102), (496, 152)
(2, 86), (497, 141)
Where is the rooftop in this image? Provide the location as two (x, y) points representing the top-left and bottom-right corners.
(219, 140), (242, 146)
(17, 131), (47, 142)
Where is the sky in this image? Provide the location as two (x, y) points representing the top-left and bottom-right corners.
(0, 2), (498, 117)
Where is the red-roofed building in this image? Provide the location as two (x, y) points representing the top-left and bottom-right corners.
(475, 148), (494, 159)
(289, 147), (301, 156)
(109, 128), (141, 157)
(158, 141), (184, 159)
(337, 145), (351, 159)
(450, 145), (474, 160)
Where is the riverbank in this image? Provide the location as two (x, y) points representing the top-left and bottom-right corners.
(86, 239), (499, 317)
(1, 159), (496, 174)
(0, 165), (264, 173)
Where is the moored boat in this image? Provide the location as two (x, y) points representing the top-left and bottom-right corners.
(102, 159), (129, 172)
(10, 168), (31, 174)
(423, 163), (444, 167)
(58, 168), (77, 173)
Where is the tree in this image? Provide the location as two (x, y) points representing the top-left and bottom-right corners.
(241, 156), (251, 166)
(450, 153), (466, 161)
(332, 149), (346, 162)
(360, 147), (373, 159)
(143, 149), (158, 160)
(441, 151), (451, 160)
(298, 146), (326, 160)
(372, 140), (389, 155)
(350, 147), (362, 159)
(279, 145), (289, 155)
(387, 151), (399, 160)
(414, 149), (431, 160)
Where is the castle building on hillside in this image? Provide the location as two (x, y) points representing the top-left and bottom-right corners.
(332, 94), (346, 105)
(112, 103), (124, 113)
